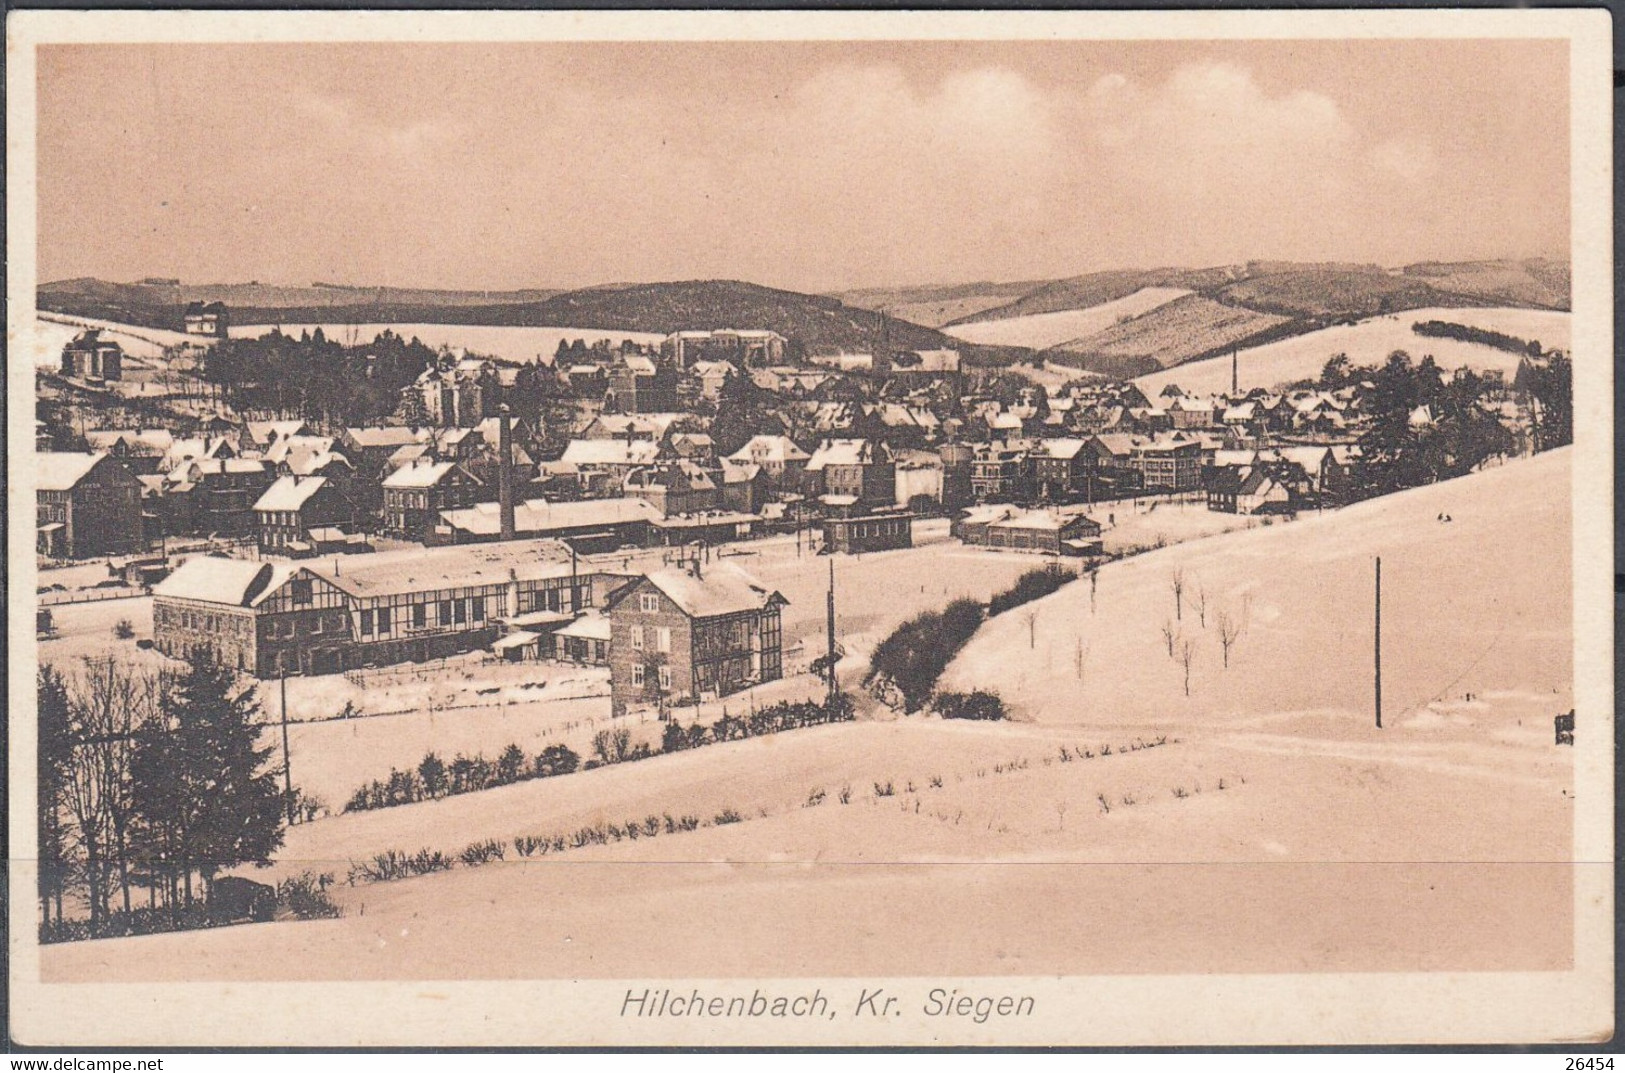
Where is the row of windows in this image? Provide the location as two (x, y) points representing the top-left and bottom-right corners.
(263, 613), (345, 640)
(359, 596), (486, 637)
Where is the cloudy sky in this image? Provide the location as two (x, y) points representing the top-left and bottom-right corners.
(36, 39), (1569, 292)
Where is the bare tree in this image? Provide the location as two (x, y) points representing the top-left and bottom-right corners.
(1089, 568), (1098, 614)
(1195, 585), (1208, 628)
(1022, 608), (1039, 649)
(1073, 637), (1088, 681)
(61, 659), (152, 926)
(1216, 609), (1243, 668)
(1170, 567), (1186, 620)
(1178, 637), (1197, 696)
(1160, 619), (1176, 658)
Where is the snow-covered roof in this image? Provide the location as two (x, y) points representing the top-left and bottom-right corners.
(625, 563), (785, 619)
(382, 460), (466, 488)
(726, 435), (810, 465)
(560, 440), (662, 467)
(85, 429), (174, 453)
(254, 475), (331, 513)
(807, 438), (885, 470)
(1035, 438), (1088, 461)
(554, 609), (612, 642)
(308, 538), (578, 597)
(153, 557), (290, 607)
(245, 419), (308, 446)
(438, 497), (661, 538)
(345, 426), (424, 449)
(39, 452), (117, 491)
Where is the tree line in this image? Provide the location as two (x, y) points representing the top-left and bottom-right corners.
(38, 651), (286, 941)
(1317, 350), (1565, 500)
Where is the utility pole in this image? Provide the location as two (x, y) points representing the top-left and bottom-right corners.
(1374, 556), (1382, 730)
(280, 670), (295, 822)
(825, 560), (837, 704)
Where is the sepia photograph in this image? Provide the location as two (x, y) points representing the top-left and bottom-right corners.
(5, 8), (1613, 1050)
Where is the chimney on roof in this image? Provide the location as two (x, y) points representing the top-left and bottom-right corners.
(688, 547), (702, 579)
(498, 404), (516, 541)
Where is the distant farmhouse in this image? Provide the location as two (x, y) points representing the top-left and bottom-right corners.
(60, 330), (123, 382)
(183, 301), (229, 338)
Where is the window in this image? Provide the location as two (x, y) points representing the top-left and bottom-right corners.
(630, 625), (644, 650)
(657, 627), (671, 653)
(360, 610), (374, 636)
(377, 607), (392, 633)
(472, 598), (485, 622)
(412, 603), (426, 628)
(632, 663), (645, 686)
(453, 600), (467, 625)
(312, 616), (324, 635)
(440, 600), (453, 625)
(658, 665), (672, 692)
(640, 593), (660, 613)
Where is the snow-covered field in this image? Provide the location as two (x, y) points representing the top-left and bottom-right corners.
(27, 312), (195, 367)
(945, 287), (1191, 350)
(40, 453), (1575, 985)
(1135, 306), (1572, 397)
(227, 323), (667, 364)
(942, 448), (1571, 730)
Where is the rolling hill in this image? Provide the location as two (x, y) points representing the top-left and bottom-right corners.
(829, 280), (1051, 328)
(39, 278), (983, 357)
(1039, 293), (1296, 377)
(1133, 306), (1573, 397)
(942, 286), (1192, 350)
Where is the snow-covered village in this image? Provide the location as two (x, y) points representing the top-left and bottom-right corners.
(12, 19), (1608, 1050)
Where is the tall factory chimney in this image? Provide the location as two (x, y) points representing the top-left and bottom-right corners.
(498, 403), (516, 541)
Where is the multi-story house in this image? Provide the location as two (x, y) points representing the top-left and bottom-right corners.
(806, 439), (895, 505)
(253, 475), (357, 555)
(382, 459), (481, 541)
(59, 330), (124, 381)
(605, 562), (787, 715)
(605, 354), (679, 414)
(37, 452), (143, 558)
(969, 443), (1031, 503)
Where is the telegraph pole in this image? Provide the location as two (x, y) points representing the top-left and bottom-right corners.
(825, 560), (837, 704)
(280, 670), (295, 822)
(1374, 556), (1382, 730)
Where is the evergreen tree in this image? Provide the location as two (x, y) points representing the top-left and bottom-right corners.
(131, 649), (284, 910)
(37, 666), (73, 931)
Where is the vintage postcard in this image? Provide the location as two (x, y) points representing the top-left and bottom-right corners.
(6, 8), (1613, 1049)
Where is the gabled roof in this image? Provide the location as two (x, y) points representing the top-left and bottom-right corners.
(254, 475), (333, 513)
(382, 460), (473, 489)
(38, 452), (110, 491)
(612, 563), (786, 620)
(726, 435), (811, 465)
(807, 438), (886, 470)
(245, 419), (309, 446)
(153, 557), (294, 607)
(560, 439), (662, 467)
(265, 434), (337, 464)
(438, 497), (661, 538)
(344, 426), (425, 449)
(1035, 438), (1088, 461)
(85, 429), (174, 453)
